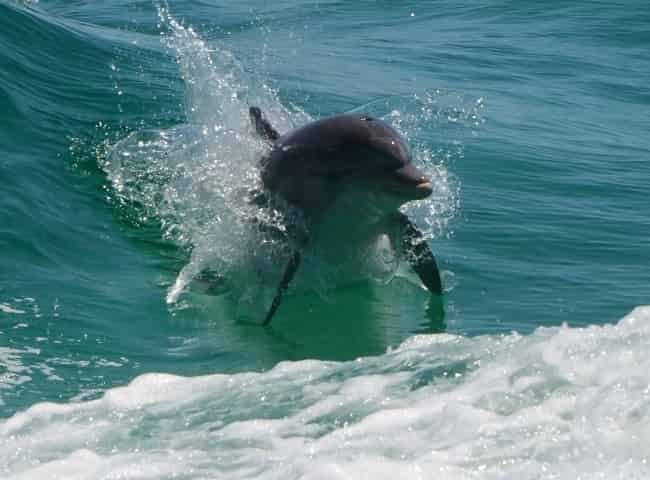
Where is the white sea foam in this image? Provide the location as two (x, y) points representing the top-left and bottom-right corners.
(2, 306), (650, 479)
(0, 297), (43, 316)
(0, 304), (25, 315)
(0, 347), (36, 397)
(0, 346), (127, 404)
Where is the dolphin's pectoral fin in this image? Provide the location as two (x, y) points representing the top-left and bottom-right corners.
(263, 249), (301, 326)
(249, 106), (280, 142)
(397, 212), (442, 295)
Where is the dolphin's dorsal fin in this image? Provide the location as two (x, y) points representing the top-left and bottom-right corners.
(249, 106), (280, 142)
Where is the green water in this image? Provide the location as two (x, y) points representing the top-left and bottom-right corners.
(1, 0), (649, 422)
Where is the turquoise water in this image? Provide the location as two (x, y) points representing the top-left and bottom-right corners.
(1, 1), (650, 477)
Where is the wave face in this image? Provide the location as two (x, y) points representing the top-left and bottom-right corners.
(2, 0), (650, 477)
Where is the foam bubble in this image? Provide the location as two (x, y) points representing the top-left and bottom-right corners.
(0, 304), (25, 315)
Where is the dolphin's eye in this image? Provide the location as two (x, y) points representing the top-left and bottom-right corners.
(360, 116), (374, 122)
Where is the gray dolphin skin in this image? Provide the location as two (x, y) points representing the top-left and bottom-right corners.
(249, 106), (442, 325)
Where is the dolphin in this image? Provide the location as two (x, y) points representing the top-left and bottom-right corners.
(249, 106), (442, 325)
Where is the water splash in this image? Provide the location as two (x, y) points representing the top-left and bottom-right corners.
(103, 9), (302, 305)
(352, 90), (485, 241)
(101, 10), (467, 308)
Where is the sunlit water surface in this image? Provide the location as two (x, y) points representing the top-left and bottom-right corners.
(1, 1), (649, 478)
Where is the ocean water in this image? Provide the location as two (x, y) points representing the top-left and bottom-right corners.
(1, 0), (649, 478)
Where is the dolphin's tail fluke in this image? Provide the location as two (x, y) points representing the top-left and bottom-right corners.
(249, 106), (280, 142)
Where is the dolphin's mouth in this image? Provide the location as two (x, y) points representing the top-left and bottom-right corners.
(390, 163), (433, 200)
(413, 180), (434, 199)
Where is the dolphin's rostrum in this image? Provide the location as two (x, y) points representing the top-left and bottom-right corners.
(249, 106), (442, 325)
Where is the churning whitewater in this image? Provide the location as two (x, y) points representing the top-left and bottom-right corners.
(3, 307), (650, 479)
